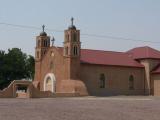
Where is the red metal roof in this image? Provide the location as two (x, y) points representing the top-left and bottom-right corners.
(127, 46), (160, 60)
(80, 49), (144, 67)
(152, 63), (160, 74)
(57, 47), (144, 67)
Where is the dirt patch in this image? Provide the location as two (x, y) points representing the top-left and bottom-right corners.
(0, 96), (160, 120)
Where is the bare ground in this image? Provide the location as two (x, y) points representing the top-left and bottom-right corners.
(0, 96), (160, 120)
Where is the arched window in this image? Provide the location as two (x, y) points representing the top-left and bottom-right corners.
(48, 39), (50, 46)
(100, 74), (105, 88)
(73, 46), (78, 55)
(73, 33), (77, 42)
(45, 77), (52, 92)
(65, 47), (69, 55)
(37, 51), (39, 58)
(44, 40), (47, 47)
(129, 75), (134, 90)
(44, 40), (46, 47)
(38, 40), (40, 47)
(65, 34), (69, 42)
(42, 40), (44, 47)
(43, 40), (46, 47)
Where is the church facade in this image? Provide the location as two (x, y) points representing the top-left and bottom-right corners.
(33, 19), (160, 96)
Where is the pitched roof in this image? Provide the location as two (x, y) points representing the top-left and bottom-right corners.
(152, 63), (160, 74)
(56, 47), (143, 67)
(127, 46), (160, 60)
(80, 49), (144, 67)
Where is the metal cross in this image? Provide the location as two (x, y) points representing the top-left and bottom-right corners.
(71, 17), (74, 26)
(42, 25), (45, 32)
(51, 37), (55, 46)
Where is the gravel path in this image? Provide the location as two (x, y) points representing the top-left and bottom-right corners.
(0, 96), (160, 120)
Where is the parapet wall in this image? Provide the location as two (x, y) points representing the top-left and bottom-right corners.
(0, 80), (55, 98)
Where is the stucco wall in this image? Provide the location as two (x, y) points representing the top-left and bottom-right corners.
(0, 80), (55, 98)
(151, 74), (160, 96)
(80, 64), (145, 96)
(36, 47), (65, 92)
(140, 59), (160, 95)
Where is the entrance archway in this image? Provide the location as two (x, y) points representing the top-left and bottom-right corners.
(44, 73), (56, 93)
(16, 85), (29, 98)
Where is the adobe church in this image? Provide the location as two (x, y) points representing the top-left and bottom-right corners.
(33, 18), (160, 96)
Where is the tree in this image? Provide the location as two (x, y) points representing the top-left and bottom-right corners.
(0, 48), (35, 90)
(0, 50), (6, 86)
(26, 55), (35, 80)
(5, 48), (27, 81)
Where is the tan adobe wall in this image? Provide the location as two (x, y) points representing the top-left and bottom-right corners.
(151, 74), (160, 96)
(140, 59), (160, 95)
(0, 82), (15, 98)
(0, 80), (55, 98)
(0, 80), (32, 98)
(31, 85), (54, 98)
(57, 79), (88, 96)
(34, 62), (41, 83)
(80, 64), (145, 96)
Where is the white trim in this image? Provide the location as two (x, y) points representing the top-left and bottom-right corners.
(43, 73), (56, 93)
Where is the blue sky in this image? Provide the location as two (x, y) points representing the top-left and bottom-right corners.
(0, 0), (160, 55)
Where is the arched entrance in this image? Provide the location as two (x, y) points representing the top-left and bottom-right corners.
(44, 73), (56, 93)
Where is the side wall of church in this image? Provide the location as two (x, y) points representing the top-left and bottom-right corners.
(80, 64), (145, 96)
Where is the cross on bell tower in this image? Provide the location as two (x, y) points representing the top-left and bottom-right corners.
(51, 37), (55, 46)
(71, 17), (74, 26)
(42, 25), (45, 32)
(35, 25), (50, 61)
(64, 17), (80, 57)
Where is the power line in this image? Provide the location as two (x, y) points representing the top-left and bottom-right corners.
(81, 33), (160, 44)
(0, 22), (63, 32)
(0, 22), (40, 30)
(0, 22), (160, 44)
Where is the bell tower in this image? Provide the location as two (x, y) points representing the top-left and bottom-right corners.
(63, 18), (81, 79)
(34, 25), (50, 82)
(35, 25), (50, 61)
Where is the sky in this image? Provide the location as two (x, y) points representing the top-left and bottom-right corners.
(0, 0), (160, 56)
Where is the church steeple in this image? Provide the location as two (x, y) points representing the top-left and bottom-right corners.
(68, 17), (77, 30)
(39, 25), (47, 36)
(42, 25), (45, 32)
(71, 17), (74, 26)
(63, 18), (81, 79)
(63, 18), (80, 58)
(35, 25), (50, 61)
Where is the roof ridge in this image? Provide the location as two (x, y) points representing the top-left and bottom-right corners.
(132, 46), (160, 51)
(146, 46), (149, 57)
(152, 62), (160, 72)
(134, 46), (151, 49)
(57, 46), (124, 54)
(81, 48), (124, 54)
(55, 46), (144, 68)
